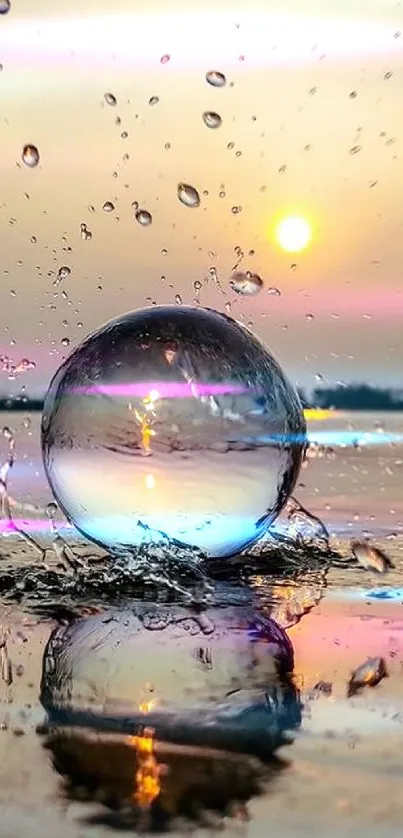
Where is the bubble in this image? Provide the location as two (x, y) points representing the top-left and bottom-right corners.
(102, 201), (115, 212)
(22, 144), (40, 168)
(0, 0), (10, 13)
(206, 70), (226, 87)
(229, 271), (263, 296)
(177, 182), (200, 208)
(41, 305), (306, 558)
(135, 208), (152, 226)
(104, 92), (117, 106)
(202, 111), (222, 129)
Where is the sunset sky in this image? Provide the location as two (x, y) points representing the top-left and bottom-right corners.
(1, 0), (402, 396)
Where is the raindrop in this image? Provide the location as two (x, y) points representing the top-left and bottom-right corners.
(160, 54), (170, 64)
(267, 287), (281, 296)
(193, 280), (202, 292)
(278, 164), (286, 174)
(206, 70), (226, 87)
(22, 144), (40, 168)
(349, 90), (358, 98)
(349, 145), (361, 155)
(54, 266), (71, 286)
(102, 201), (115, 213)
(177, 182), (200, 208)
(229, 271), (263, 296)
(202, 111), (222, 129)
(383, 71), (393, 80)
(104, 92), (117, 106)
(80, 222), (92, 241)
(61, 337), (70, 347)
(0, 0), (10, 13)
(305, 313), (315, 322)
(231, 205), (242, 214)
(149, 96), (160, 106)
(135, 208), (152, 226)
(308, 86), (317, 95)
(174, 294), (182, 305)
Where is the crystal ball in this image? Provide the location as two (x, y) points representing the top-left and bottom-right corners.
(41, 305), (306, 558)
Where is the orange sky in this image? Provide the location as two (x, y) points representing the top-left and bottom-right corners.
(0, 0), (402, 394)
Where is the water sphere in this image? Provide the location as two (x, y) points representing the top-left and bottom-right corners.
(41, 305), (306, 558)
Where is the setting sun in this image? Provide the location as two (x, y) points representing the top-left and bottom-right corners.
(275, 216), (312, 253)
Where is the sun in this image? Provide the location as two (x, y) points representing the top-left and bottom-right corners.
(275, 216), (312, 253)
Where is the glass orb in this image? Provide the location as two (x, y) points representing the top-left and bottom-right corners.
(41, 306), (306, 558)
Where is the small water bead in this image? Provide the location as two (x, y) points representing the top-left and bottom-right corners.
(202, 111), (222, 129)
(80, 222), (92, 241)
(349, 145), (361, 155)
(206, 70), (226, 87)
(0, 0), (10, 13)
(104, 92), (117, 106)
(45, 501), (58, 519)
(160, 54), (170, 63)
(230, 271), (263, 296)
(383, 71), (393, 80)
(305, 313), (315, 322)
(102, 201), (115, 213)
(61, 337), (70, 347)
(231, 206), (242, 215)
(267, 287), (281, 297)
(193, 280), (202, 293)
(149, 96), (159, 106)
(41, 305), (306, 558)
(174, 294), (183, 305)
(54, 266), (71, 286)
(135, 208), (152, 226)
(22, 144), (40, 168)
(177, 183), (200, 208)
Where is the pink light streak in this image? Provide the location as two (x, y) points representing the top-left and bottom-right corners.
(73, 381), (253, 399)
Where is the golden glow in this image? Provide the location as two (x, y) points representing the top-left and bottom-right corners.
(276, 216), (312, 253)
(130, 726), (161, 810)
(145, 473), (156, 490)
(303, 408), (333, 421)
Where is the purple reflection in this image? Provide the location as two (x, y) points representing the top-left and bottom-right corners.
(72, 382), (254, 399)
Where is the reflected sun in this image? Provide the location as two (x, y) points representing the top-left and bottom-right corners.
(275, 216), (312, 253)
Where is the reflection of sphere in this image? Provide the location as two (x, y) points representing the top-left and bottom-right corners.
(41, 306), (305, 557)
(41, 604), (299, 758)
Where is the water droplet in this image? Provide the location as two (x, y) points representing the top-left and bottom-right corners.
(202, 111), (222, 129)
(193, 280), (202, 292)
(231, 205), (242, 214)
(349, 90), (358, 98)
(229, 271), (263, 296)
(0, 0), (10, 13)
(160, 54), (170, 64)
(219, 190), (226, 198)
(227, 141), (235, 150)
(54, 266), (71, 286)
(102, 201), (115, 213)
(41, 306), (306, 557)
(135, 208), (152, 226)
(22, 144), (40, 168)
(45, 502), (58, 519)
(394, 31), (401, 38)
(305, 313), (314, 322)
(149, 96), (159, 106)
(278, 164), (286, 174)
(174, 294), (182, 305)
(206, 70), (226, 87)
(164, 142), (171, 150)
(349, 145), (361, 155)
(104, 92), (117, 106)
(177, 182), (200, 208)
(308, 86), (317, 95)
(267, 287), (281, 297)
(383, 71), (393, 80)
(224, 301), (232, 313)
(80, 222), (92, 241)
(30, 235), (37, 244)
(61, 337), (70, 347)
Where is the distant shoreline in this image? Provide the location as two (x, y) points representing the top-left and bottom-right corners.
(0, 401), (403, 414)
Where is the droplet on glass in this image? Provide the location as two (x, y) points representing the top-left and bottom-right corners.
(103, 201), (115, 213)
(0, 0), (10, 14)
(267, 287), (281, 297)
(22, 144), (40, 168)
(206, 70), (226, 87)
(202, 111), (222, 129)
(54, 266), (71, 286)
(177, 182), (200, 208)
(80, 222), (92, 241)
(104, 92), (117, 106)
(149, 96), (159, 106)
(135, 208), (152, 226)
(41, 305), (306, 557)
(229, 271), (263, 296)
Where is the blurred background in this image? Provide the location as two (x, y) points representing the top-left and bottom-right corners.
(0, 0), (402, 405)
